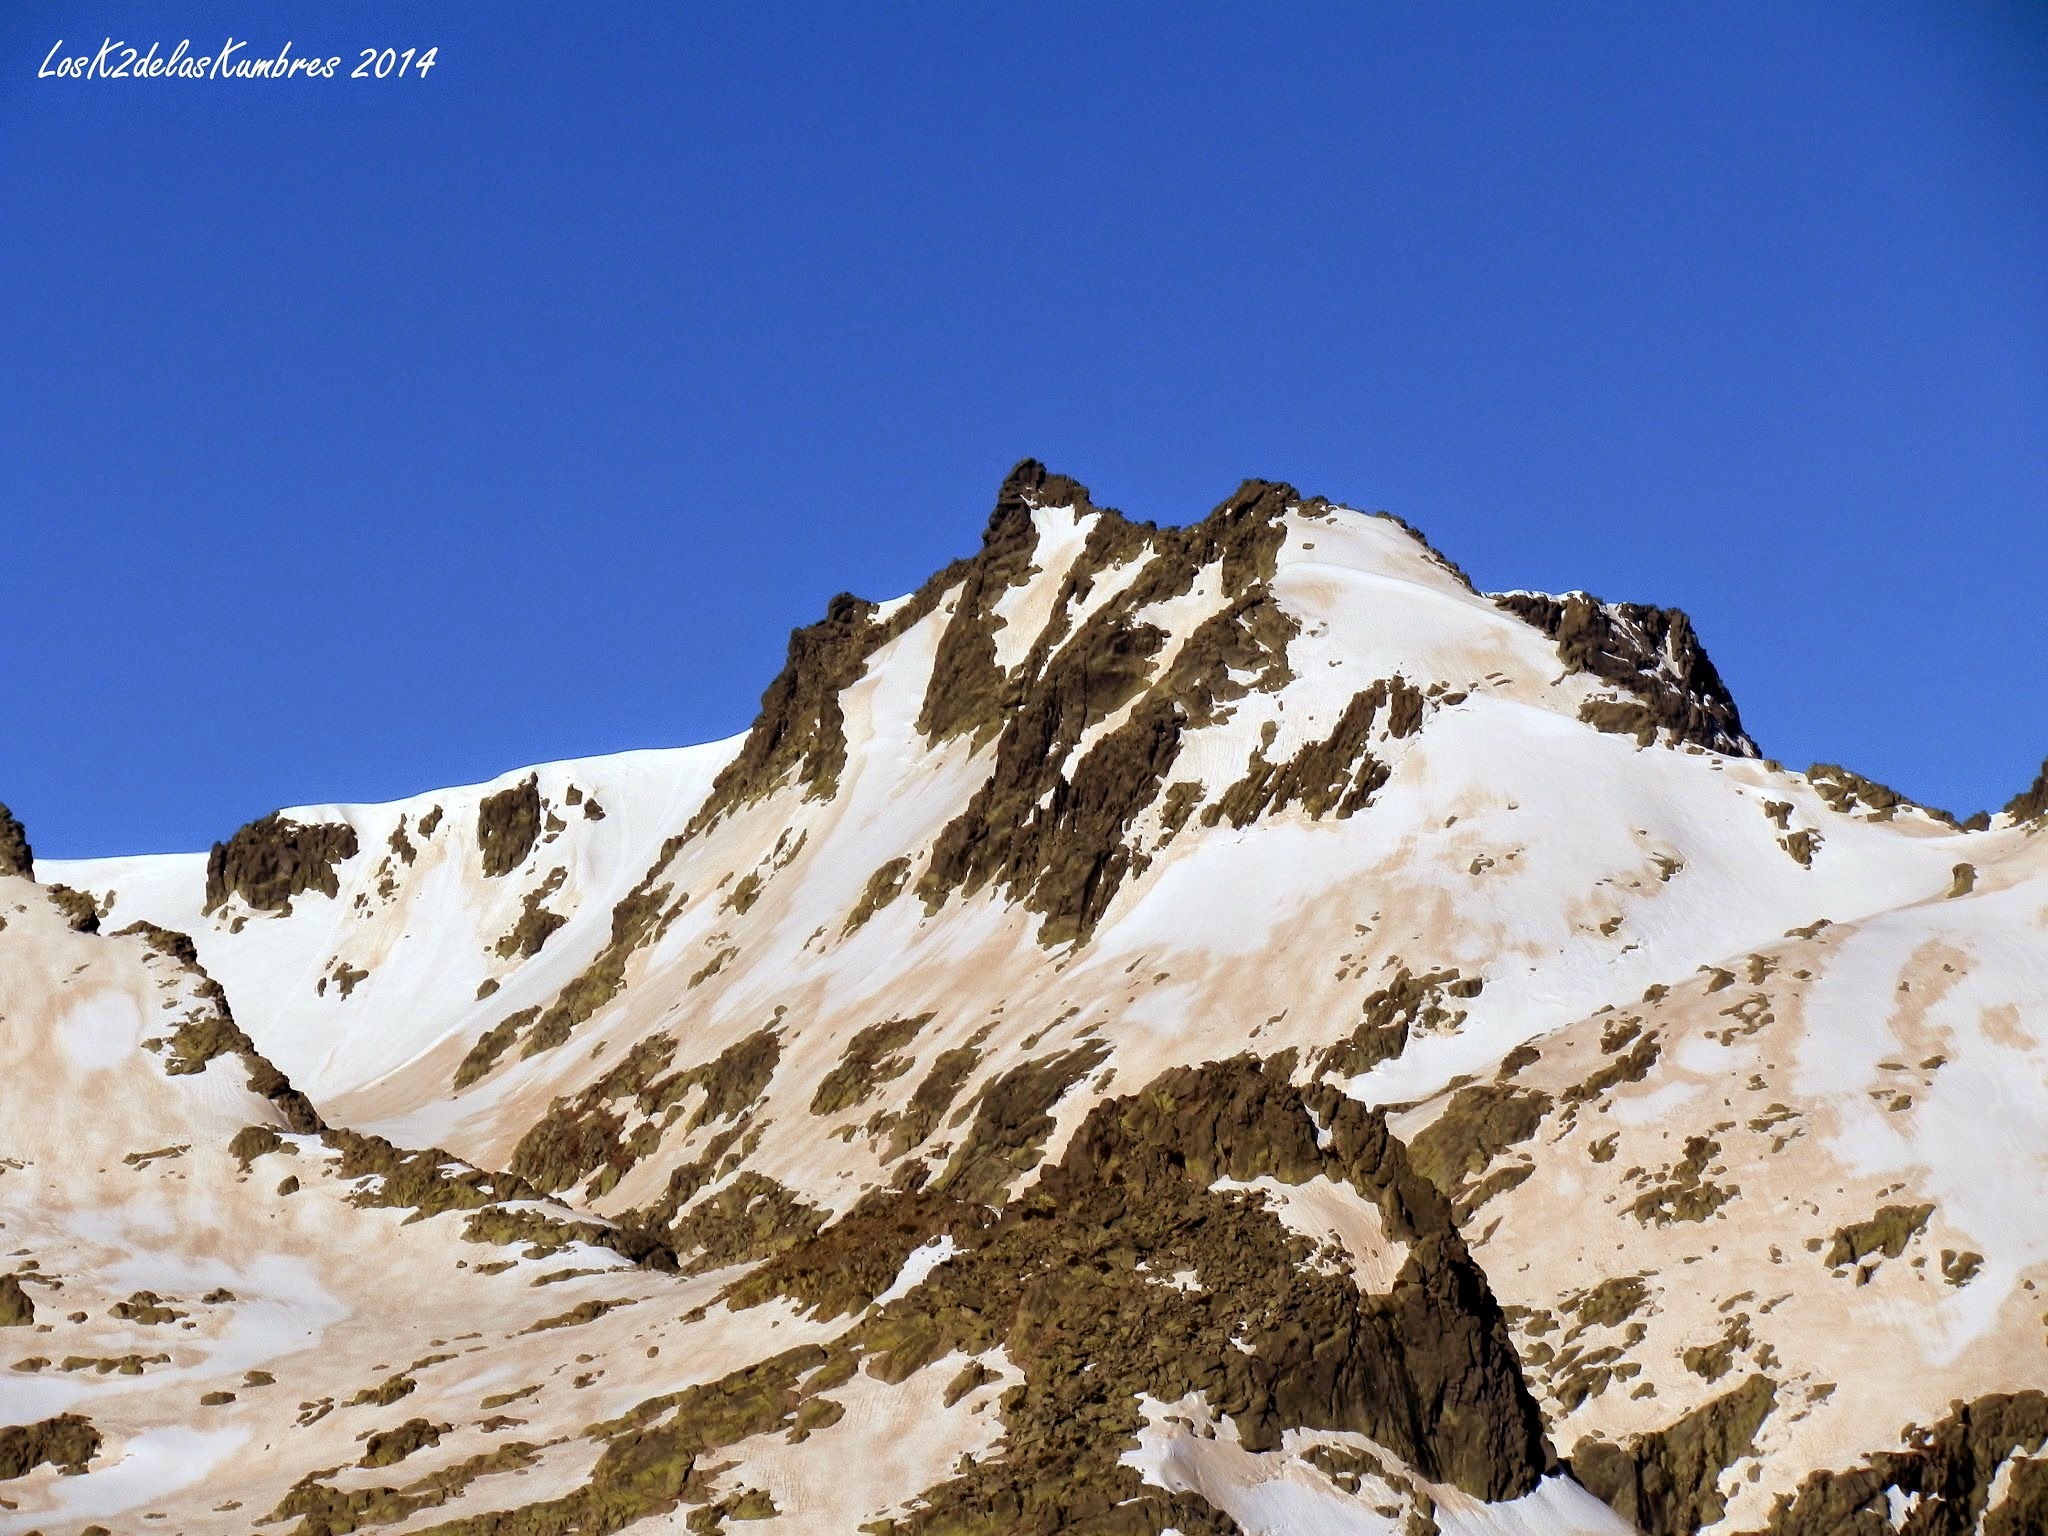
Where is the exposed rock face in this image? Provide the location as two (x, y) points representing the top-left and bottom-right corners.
(44, 882), (99, 932)
(1202, 676), (1422, 828)
(1806, 762), (1927, 822)
(203, 812), (360, 912)
(1570, 1374), (1775, 1535)
(690, 591), (896, 831)
(835, 1054), (1551, 1528)
(476, 774), (543, 877)
(0, 801), (31, 878)
(2005, 758), (2048, 824)
(808, 1014), (932, 1117)
(0, 1413), (100, 1478)
(1494, 590), (1755, 756)
(930, 1039), (1110, 1204)
(1757, 1391), (2048, 1535)
(523, 1050), (1552, 1536)
(0, 1271), (34, 1326)
(117, 922), (320, 1123)
(915, 473), (1300, 944)
(916, 460), (1101, 747)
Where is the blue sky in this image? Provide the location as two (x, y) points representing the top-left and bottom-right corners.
(4, 3), (2043, 856)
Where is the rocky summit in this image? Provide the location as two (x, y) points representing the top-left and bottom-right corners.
(6, 463), (2047, 1536)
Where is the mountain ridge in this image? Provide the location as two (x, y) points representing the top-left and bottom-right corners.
(6, 464), (2046, 1536)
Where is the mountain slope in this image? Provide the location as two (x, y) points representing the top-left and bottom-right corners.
(11, 462), (2046, 1536)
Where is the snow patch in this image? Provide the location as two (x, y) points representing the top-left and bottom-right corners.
(872, 1234), (957, 1308)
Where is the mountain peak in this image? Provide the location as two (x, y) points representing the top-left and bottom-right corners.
(697, 466), (1773, 944)
(15, 465), (2045, 1536)
(995, 457), (1099, 518)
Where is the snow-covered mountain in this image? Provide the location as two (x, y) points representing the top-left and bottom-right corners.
(7, 462), (2046, 1536)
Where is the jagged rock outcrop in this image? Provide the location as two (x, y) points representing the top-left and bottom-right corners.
(1494, 591), (1755, 756)
(476, 774), (543, 877)
(203, 811), (360, 912)
(2005, 758), (2048, 824)
(0, 800), (31, 878)
(0, 1271), (35, 1327)
(117, 919), (327, 1134)
(0, 1414), (100, 1479)
(1756, 1391), (2048, 1536)
(1570, 1375), (1775, 1535)
(915, 473), (1301, 944)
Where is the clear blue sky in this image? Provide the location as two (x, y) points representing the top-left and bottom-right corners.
(4, 3), (2043, 856)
